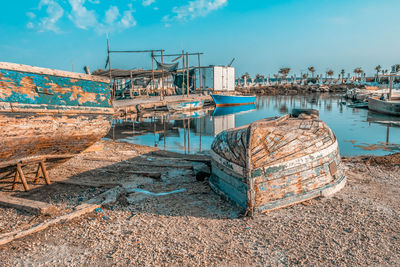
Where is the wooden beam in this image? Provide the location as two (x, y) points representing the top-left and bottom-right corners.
(0, 187), (122, 246)
(0, 194), (58, 215)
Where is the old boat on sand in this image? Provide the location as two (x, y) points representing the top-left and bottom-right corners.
(0, 62), (113, 190)
(209, 112), (346, 215)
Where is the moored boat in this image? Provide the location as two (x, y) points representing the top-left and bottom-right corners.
(209, 112), (346, 215)
(167, 100), (204, 111)
(368, 96), (400, 116)
(0, 62), (113, 189)
(211, 94), (256, 107)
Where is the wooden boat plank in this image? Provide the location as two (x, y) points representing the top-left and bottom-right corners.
(0, 194), (58, 215)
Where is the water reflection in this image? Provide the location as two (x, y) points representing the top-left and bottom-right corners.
(106, 94), (400, 156)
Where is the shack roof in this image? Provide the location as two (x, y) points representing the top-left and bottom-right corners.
(94, 69), (178, 79)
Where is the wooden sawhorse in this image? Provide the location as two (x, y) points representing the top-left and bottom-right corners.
(12, 160), (51, 191)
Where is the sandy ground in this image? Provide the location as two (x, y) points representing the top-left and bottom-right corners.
(0, 140), (399, 266)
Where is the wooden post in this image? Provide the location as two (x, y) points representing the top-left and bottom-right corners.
(186, 52), (189, 98)
(161, 50), (165, 100)
(130, 71), (134, 99)
(107, 38), (113, 99)
(182, 50), (185, 96)
(198, 53), (202, 92)
(40, 161), (51, 185)
(33, 164), (41, 184)
(16, 163), (29, 191)
(151, 53), (155, 96)
(188, 118), (191, 153)
(389, 75), (393, 101)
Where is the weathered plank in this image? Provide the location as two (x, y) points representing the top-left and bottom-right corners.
(0, 194), (58, 215)
(0, 62), (109, 83)
(0, 187), (122, 246)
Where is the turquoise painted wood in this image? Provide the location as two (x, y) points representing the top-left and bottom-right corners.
(0, 68), (111, 109)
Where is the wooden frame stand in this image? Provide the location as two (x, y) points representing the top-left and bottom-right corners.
(12, 160), (51, 191)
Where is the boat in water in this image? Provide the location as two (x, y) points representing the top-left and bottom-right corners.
(368, 96), (400, 116)
(167, 100), (204, 111)
(209, 111), (346, 215)
(211, 94), (256, 107)
(0, 62), (113, 188)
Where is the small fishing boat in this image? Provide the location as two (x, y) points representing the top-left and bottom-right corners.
(167, 100), (204, 111)
(0, 62), (113, 190)
(368, 71), (400, 116)
(348, 101), (369, 109)
(211, 94), (256, 107)
(368, 96), (400, 116)
(209, 112), (346, 215)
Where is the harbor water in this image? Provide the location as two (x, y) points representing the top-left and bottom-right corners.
(107, 94), (400, 156)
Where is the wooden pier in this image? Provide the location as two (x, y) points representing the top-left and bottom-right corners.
(113, 94), (213, 115)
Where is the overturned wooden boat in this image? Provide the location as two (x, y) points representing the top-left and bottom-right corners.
(210, 112), (346, 215)
(0, 62), (113, 190)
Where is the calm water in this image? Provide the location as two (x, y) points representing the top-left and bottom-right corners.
(107, 94), (400, 156)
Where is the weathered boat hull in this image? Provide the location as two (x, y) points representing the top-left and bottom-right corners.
(368, 96), (400, 116)
(211, 94), (256, 107)
(0, 62), (113, 179)
(167, 100), (204, 111)
(209, 114), (346, 215)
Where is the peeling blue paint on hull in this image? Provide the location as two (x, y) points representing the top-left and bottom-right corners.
(210, 114), (346, 215)
(0, 62), (113, 178)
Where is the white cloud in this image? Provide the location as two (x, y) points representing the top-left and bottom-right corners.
(26, 12), (36, 19)
(26, 0), (64, 32)
(142, 0), (155, 7)
(165, 0), (227, 22)
(26, 0), (136, 34)
(97, 4), (136, 34)
(105, 6), (120, 25)
(68, 0), (97, 29)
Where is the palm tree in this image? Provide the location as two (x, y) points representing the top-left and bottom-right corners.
(241, 72), (250, 87)
(375, 65), (382, 77)
(326, 69), (334, 84)
(353, 67), (363, 81)
(255, 74), (264, 86)
(273, 74), (279, 85)
(278, 67), (290, 83)
(308, 66), (316, 78)
(394, 64), (400, 72)
(302, 73), (308, 85)
(340, 69), (345, 83)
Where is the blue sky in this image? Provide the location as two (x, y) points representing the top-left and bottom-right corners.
(0, 0), (399, 77)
